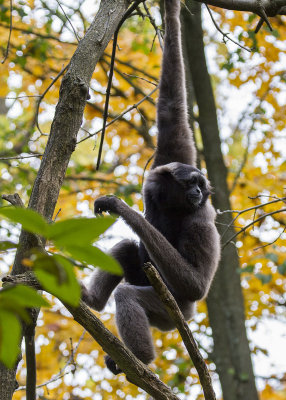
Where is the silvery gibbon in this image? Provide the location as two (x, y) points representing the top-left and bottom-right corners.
(81, 0), (220, 374)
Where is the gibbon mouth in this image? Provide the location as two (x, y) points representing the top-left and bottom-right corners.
(187, 194), (202, 205)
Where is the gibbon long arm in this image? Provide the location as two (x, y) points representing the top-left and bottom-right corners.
(94, 196), (218, 301)
(153, 0), (197, 168)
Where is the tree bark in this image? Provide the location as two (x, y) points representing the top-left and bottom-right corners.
(193, 0), (286, 15)
(4, 273), (181, 400)
(0, 1), (131, 398)
(182, 2), (259, 400)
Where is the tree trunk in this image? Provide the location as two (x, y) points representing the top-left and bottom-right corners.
(0, 1), (131, 398)
(182, 2), (259, 400)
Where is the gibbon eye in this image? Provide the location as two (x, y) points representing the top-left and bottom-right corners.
(199, 179), (206, 189)
(188, 176), (196, 186)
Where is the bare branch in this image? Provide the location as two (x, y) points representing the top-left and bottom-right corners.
(1, 0), (13, 63)
(222, 208), (286, 249)
(0, 154), (42, 161)
(253, 227), (286, 251)
(2, 193), (25, 207)
(219, 196), (286, 239)
(103, 53), (158, 81)
(0, 22), (77, 45)
(143, 262), (216, 400)
(194, 0), (286, 16)
(17, 331), (86, 391)
(77, 85), (158, 144)
(143, 2), (164, 50)
(121, 72), (158, 86)
(55, 0), (81, 42)
(96, 0), (144, 170)
(205, 4), (252, 52)
(2, 273), (180, 400)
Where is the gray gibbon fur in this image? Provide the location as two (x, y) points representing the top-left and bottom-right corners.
(81, 0), (220, 374)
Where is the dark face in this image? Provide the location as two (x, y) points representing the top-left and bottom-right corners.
(182, 171), (210, 207)
(167, 163), (211, 209)
(146, 163), (211, 213)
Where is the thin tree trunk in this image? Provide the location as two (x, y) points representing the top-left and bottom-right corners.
(182, 2), (259, 400)
(0, 1), (131, 398)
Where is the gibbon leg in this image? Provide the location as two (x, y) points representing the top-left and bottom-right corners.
(82, 239), (140, 311)
(114, 284), (194, 360)
(82, 268), (121, 311)
(105, 284), (195, 374)
(114, 284), (157, 365)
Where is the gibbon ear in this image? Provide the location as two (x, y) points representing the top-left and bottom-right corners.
(153, 162), (181, 177)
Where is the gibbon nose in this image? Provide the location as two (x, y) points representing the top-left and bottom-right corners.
(190, 186), (201, 196)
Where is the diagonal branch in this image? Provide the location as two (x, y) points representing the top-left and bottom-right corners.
(2, 273), (180, 400)
(143, 262), (216, 400)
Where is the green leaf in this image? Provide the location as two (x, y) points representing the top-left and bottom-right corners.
(0, 310), (21, 369)
(239, 265), (255, 274)
(265, 253), (278, 263)
(0, 300), (30, 323)
(0, 207), (49, 236)
(0, 285), (49, 308)
(278, 261), (286, 276)
(248, 13), (257, 23)
(255, 273), (272, 285)
(64, 244), (122, 275)
(47, 216), (115, 246)
(34, 254), (80, 306)
(0, 241), (17, 251)
(31, 252), (68, 284)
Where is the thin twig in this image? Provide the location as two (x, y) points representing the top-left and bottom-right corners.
(95, 0), (143, 170)
(0, 22), (77, 45)
(103, 53), (158, 81)
(253, 227), (286, 251)
(222, 208), (286, 249)
(55, 0), (80, 42)
(219, 197), (286, 239)
(1, 0), (13, 63)
(143, 2), (164, 50)
(248, 194), (284, 201)
(4, 95), (41, 100)
(205, 4), (252, 52)
(53, 208), (62, 222)
(101, 58), (155, 105)
(122, 72), (158, 86)
(142, 154), (154, 186)
(0, 154), (42, 161)
(78, 85), (158, 144)
(17, 331), (86, 391)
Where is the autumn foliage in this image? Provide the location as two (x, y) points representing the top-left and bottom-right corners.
(0, 1), (285, 399)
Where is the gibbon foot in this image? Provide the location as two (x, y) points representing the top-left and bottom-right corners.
(104, 355), (122, 375)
